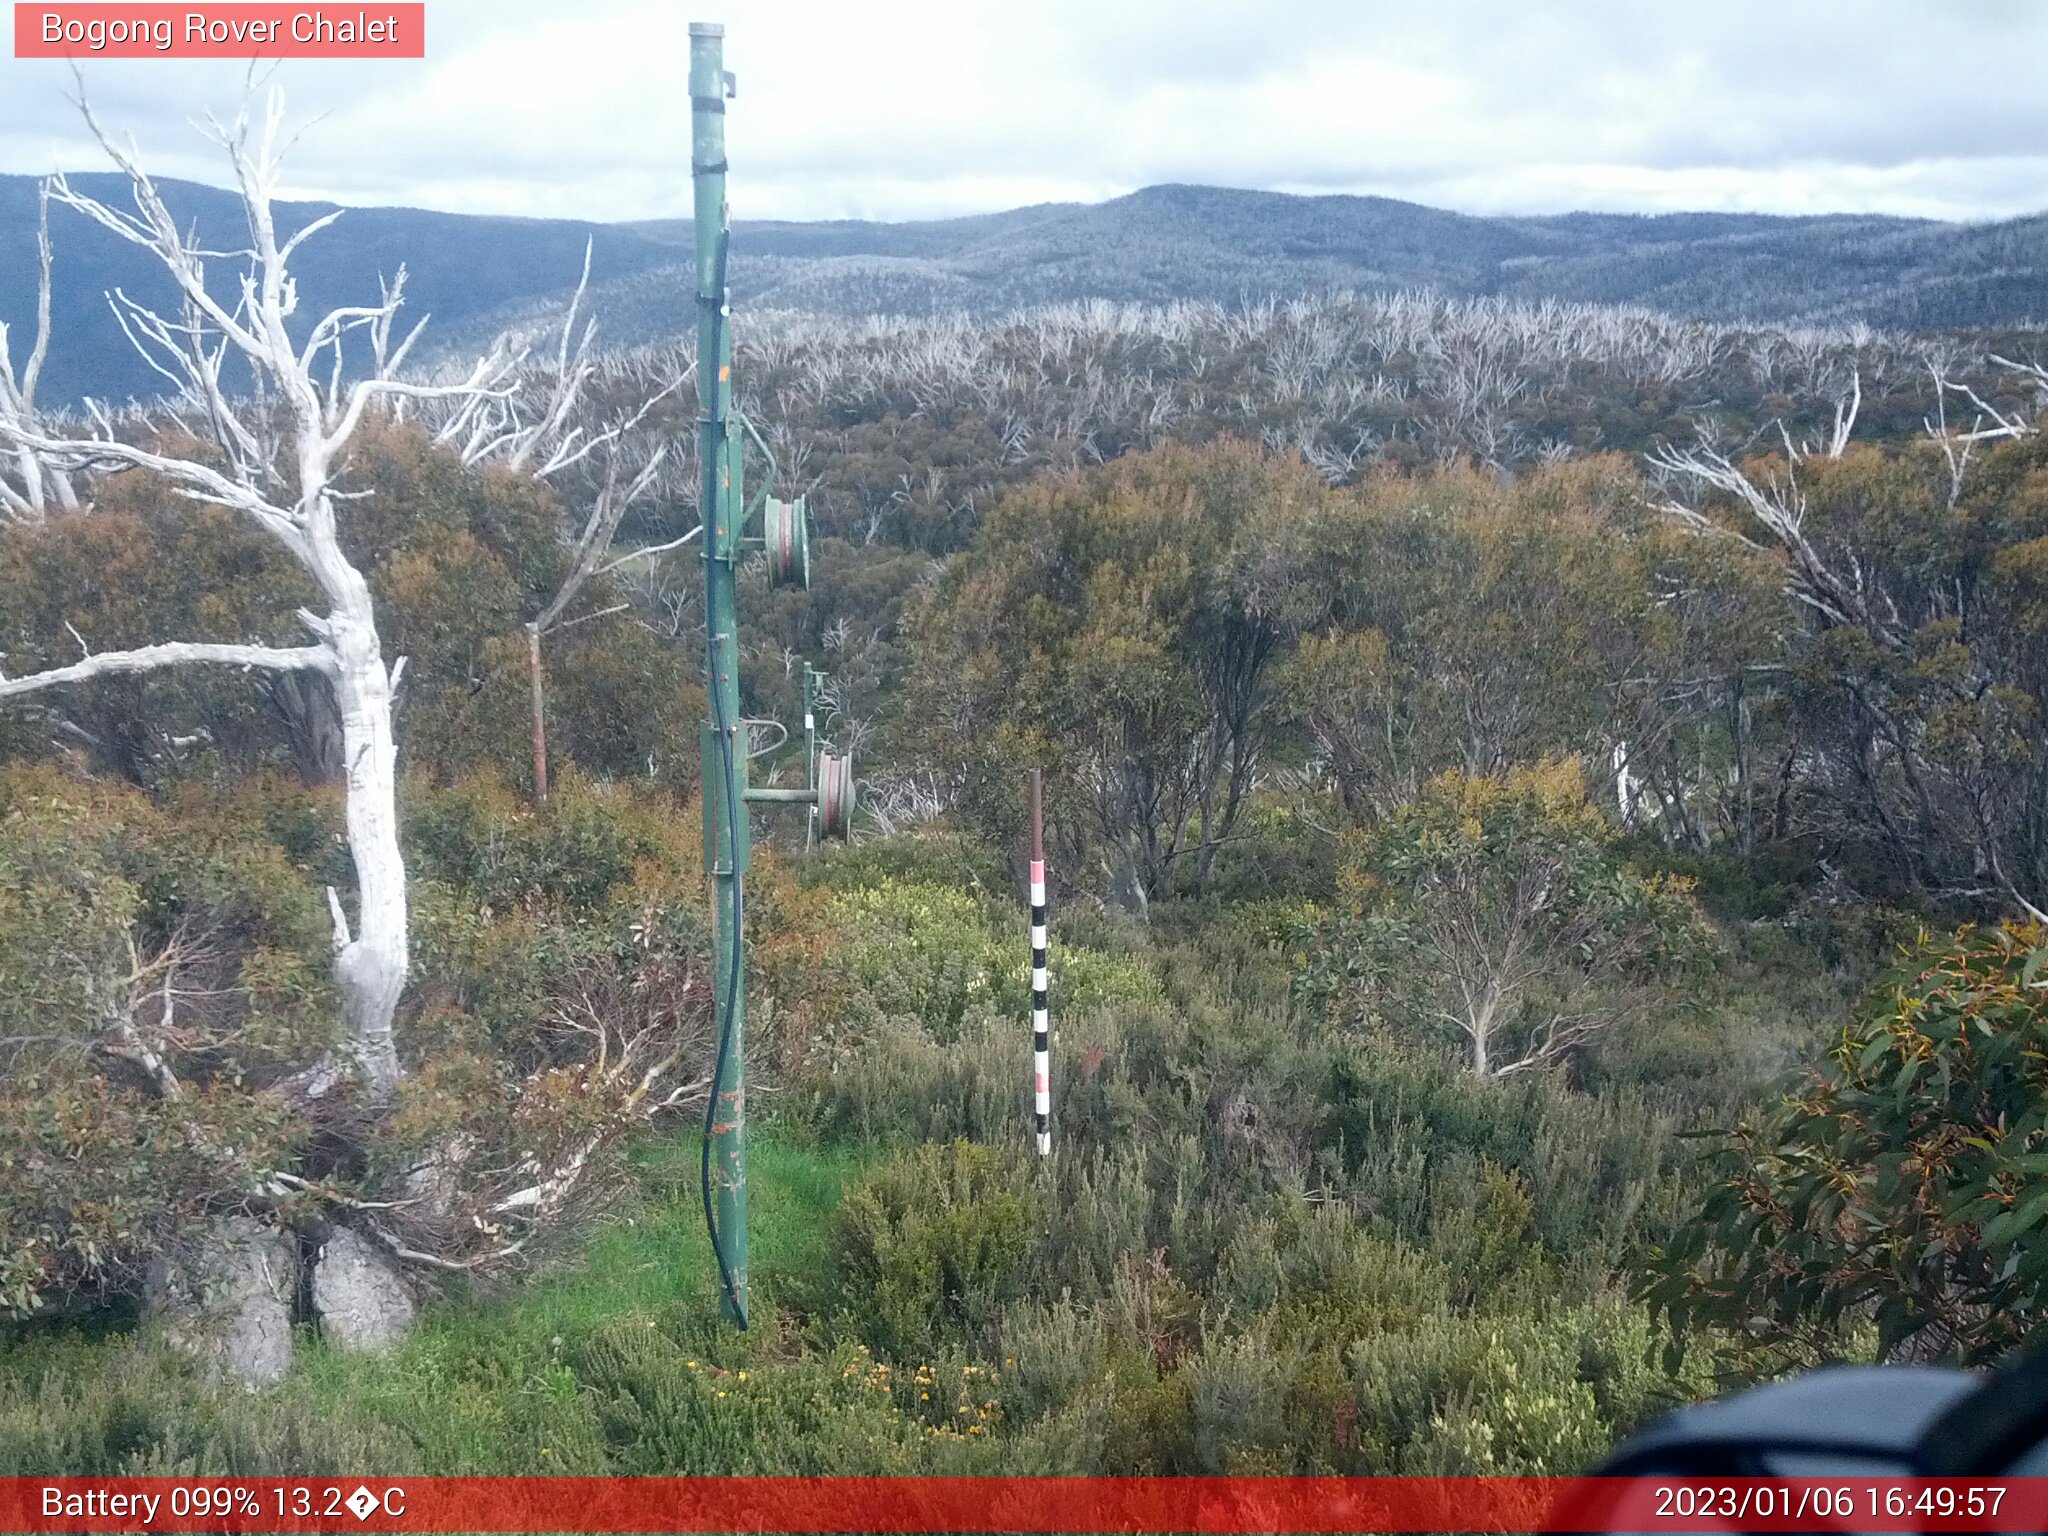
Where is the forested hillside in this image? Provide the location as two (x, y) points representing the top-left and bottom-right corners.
(0, 173), (681, 406)
(8, 170), (2048, 405)
(3, 123), (2047, 1478)
(602, 186), (2048, 339)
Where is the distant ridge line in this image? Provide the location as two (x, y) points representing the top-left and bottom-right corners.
(4, 173), (2045, 403)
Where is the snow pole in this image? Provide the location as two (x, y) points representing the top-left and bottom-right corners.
(1029, 769), (1051, 1156)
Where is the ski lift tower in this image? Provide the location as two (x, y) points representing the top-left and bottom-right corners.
(691, 20), (853, 1329)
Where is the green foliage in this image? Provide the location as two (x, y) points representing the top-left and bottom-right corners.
(822, 1141), (1042, 1358)
(577, 1325), (921, 1473)
(1278, 458), (1781, 821)
(803, 827), (1008, 898)
(342, 421), (702, 794)
(371, 770), (716, 1252)
(830, 880), (1159, 1042)
(1342, 1301), (1699, 1474)
(1645, 922), (2048, 1370)
(903, 440), (1327, 899)
(1686, 435), (2048, 907)
(0, 421), (699, 795)
(784, 1013), (1028, 1148)
(767, 887), (1730, 1474)
(824, 881), (1009, 1045)
(14, 314), (2044, 1479)
(1296, 760), (1713, 1077)
(761, 855), (1160, 1089)
(0, 764), (330, 1316)
(904, 446), (1789, 909)
(0, 1333), (421, 1474)
(402, 765), (705, 1078)
(1314, 1032), (1680, 1267)
(0, 775), (141, 1038)
(404, 766), (698, 916)
(1632, 841), (1820, 924)
(0, 455), (317, 786)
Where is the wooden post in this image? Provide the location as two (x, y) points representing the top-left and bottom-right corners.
(526, 622), (548, 806)
(1029, 768), (1050, 1156)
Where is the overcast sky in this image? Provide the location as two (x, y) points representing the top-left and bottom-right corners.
(3, 0), (2044, 225)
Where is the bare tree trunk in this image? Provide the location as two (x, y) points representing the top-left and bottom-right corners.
(328, 590), (406, 1103)
(267, 670), (345, 783)
(1770, 745), (1797, 842)
(489, 281), (680, 811)
(1733, 681), (1756, 857)
(527, 622), (549, 807)
(0, 182), (79, 523)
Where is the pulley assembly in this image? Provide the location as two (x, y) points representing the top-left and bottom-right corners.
(763, 495), (810, 589)
(816, 747), (855, 841)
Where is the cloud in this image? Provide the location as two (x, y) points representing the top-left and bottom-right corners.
(0, 0), (2042, 223)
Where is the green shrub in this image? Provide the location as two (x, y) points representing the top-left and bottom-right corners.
(1294, 760), (1714, 1079)
(825, 880), (1003, 1044)
(1218, 1203), (1455, 1350)
(1347, 1305), (1623, 1474)
(0, 765), (330, 1315)
(1315, 1039), (1676, 1270)
(0, 1331), (419, 1475)
(808, 877), (1162, 1056)
(1632, 840), (1818, 924)
(790, 1014), (1024, 1147)
(1094, 1352), (1197, 1473)
(994, 1298), (1111, 1427)
(402, 768), (697, 916)
(823, 1140), (1043, 1359)
(1037, 1147), (1180, 1304)
(573, 1318), (925, 1473)
(1186, 1327), (1301, 1472)
(1646, 920), (2048, 1370)
(806, 829), (1009, 897)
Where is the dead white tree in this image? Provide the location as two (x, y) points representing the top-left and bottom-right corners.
(1650, 426), (2048, 924)
(434, 241), (665, 478)
(0, 181), (80, 522)
(520, 299), (687, 801)
(521, 433), (679, 802)
(1926, 353), (2041, 465)
(1645, 440), (1906, 645)
(859, 767), (948, 836)
(401, 248), (692, 803)
(1770, 367), (1860, 463)
(0, 89), (518, 1104)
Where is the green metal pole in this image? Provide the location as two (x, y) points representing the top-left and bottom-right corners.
(691, 19), (748, 1328)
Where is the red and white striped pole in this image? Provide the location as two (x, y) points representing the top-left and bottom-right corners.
(1028, 768), (1051, 1156)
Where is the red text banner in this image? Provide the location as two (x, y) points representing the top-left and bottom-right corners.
(13, 5), (425, 58)
(1, 1476), (2044, 1533)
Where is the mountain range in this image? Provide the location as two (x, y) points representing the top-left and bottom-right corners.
(5, 173), (2046, 405)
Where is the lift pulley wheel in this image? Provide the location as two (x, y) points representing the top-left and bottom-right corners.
(764, 495), (810, 589)
(816, 750), (855, 840)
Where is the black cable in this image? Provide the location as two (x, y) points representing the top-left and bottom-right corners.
(699, 223), (747, 1330)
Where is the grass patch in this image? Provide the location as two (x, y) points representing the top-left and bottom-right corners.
(0, 1129), (871, 1474)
